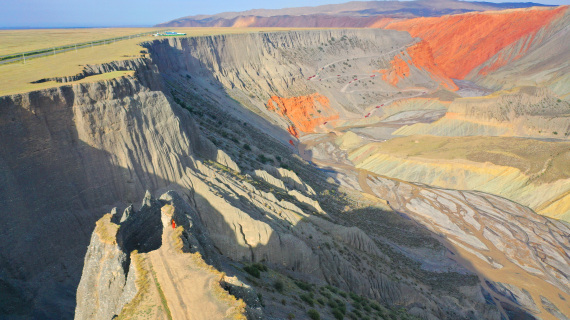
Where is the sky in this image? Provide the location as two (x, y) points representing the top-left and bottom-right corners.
(1, 0), (568, 28)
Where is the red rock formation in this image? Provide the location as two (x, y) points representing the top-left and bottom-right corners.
(385, 6), (567, 79)
(287, 126), (299, 138)
(376, 41), (458, 90)
(267, 93), (339, 136)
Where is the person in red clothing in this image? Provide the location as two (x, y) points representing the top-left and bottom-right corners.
(171, 219), (176, 229)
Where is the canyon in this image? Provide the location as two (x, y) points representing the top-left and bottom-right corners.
(0, 2), (569, 320)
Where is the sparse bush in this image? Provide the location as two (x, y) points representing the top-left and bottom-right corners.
(273, 280), (285, 293)
(252, 263), (267, 272)
(257, 154), (271, 164)
(295, 280), (312, 291)
(243, 143), (251, 151)
(308, 309), (321, 320)
(332, 308), (344, 320)
(243, 263), (267, 278)
(335, 301), (346, 314)
(300, 293), (315, 306)
(243, 265), (260, 278)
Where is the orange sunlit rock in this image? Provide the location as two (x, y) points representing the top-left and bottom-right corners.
(385, 6), (567, 79)
(267, 93), (339, 136)
(287, 126), (299, 138)
(375, 41), (458, 90)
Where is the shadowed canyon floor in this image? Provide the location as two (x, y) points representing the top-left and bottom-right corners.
(1, 5), (569, 320)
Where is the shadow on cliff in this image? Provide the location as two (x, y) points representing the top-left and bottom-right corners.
(0, 87), (196, 319)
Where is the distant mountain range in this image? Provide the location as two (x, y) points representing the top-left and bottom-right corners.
(156, 0), (555, 27)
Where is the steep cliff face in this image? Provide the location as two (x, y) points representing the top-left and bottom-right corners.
(143, 29), (451, 138)
(385, 6), (568, 79)
(0, 59), (209, 318)
(266, 93), (339, 136)
(376, 40), (457, 90)
(470, 8), (570, 98)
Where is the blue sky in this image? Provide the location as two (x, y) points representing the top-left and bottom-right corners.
(1, 0), (568, 28)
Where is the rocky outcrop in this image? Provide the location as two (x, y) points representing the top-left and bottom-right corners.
(74, 214), (137, 320)
(75, 191), (247, 320)
(264, 165), (317, 196)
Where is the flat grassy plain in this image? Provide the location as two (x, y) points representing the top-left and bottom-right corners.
(0, 27), (304, 96)
(0, 28), (166, 56)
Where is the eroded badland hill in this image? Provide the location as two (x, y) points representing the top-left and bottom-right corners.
(1, 2), (569, 320)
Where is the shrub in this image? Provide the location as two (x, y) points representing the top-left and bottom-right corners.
(335, 302), (346, 314)
(295, 280), (312, 291)
(349, 292), (361, 302)
(252, 263), (267, 272)
(308, 309), (321, 320)
(257, 154), (271, 164)
(300, 293), (315, 306)
(243, 143), (251, 151)
(332, 308), (344, 320)
(273, 280), (285, 293)
(243, 265), (260, 278)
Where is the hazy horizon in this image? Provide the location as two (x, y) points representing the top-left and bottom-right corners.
(1, 0), (568, 29)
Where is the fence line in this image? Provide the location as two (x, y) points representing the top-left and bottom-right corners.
(0, 29), (170, 64)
